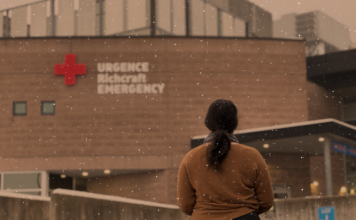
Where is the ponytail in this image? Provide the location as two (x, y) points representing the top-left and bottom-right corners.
(207, 128), (231, 170)
(204, 99), (238, 170)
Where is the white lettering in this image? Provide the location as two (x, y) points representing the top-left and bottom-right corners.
(142, 62), (149, 72)
(157, 83), (165, 94)
(121, 84), (128, 94)
(97, 74), (105, 83)
(105, 84), (114, 94)
(136, 84), (143, 94)
(121, 75), (126, 83)
(135, 62), (142, 72)
(131, 75), (138, 83)
(97, 63), (105, 72)
(97, 84), (105, 94)
(127, 63), (136, 72)
(143, 84), (151, 94)
(129, 84), (136, 94)
(113, 62), (120, 72)
(106, 62), (113, 72)
(151, 84), (158, 94)
(114, 84), (121, 94)
(108, 75), (114, 83)
(120, 62), (127, 72)
(114, 74), (121, 83)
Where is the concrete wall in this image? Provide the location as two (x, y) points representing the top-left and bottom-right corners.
(275, 195), (356, 220)
(0, 189), (188, 220)
(50, 189), (189, 220)
(0, 191), (50, 220)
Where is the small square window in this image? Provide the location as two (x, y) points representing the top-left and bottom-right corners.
(41, 101), (55, 115)
(13, 102), (27, 115)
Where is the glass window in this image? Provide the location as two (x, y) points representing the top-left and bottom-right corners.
(42, 101), (55, 115)
(4, 173), (41, 190)
(13, 102), (27, 115)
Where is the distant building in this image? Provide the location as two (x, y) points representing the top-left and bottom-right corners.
(206, 0), (273, 38)
(274, 11), (351, 56)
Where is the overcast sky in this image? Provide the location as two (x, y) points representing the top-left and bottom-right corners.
(1, 0), (355, 43)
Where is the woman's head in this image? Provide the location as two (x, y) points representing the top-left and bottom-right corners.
(205, 99), (238, 170)
(205, 99), (238, 133)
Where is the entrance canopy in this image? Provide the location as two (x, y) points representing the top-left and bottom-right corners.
(191, 118), (356, 151)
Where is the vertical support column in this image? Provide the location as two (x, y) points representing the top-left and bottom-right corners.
(150, 0), (156, 36)
(185, 0), (189, 36)
(50, 0), (55, 36)
(41, 171), (49, 196)
(324, 135), (333, 196)
(99, 0), (104, 36)
(245, 22), (249, 38)
(4, 10), (10, 37)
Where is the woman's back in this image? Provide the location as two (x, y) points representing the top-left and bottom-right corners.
(177, 142), (273, 220)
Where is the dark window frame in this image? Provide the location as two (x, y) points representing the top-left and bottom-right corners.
(41, 101), (55, 115)
(13, 101), (27, 116)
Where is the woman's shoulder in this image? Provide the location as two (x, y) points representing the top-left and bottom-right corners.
(182, 144), (208, 163)
(230, 142), (262, 157)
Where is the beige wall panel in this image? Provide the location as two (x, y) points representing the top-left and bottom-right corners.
(127, 0), (148, 31)
(205, 3), (217, 36)
(104, 0), (124, 35)
(172, 0), (185, 36)
(220, 10), (233, 37)
(77, 0), (96, 36)
(189, 0), (204, 36)
(0, 14), (3, 37)
(11, 7), (28, 37)
(234, 17), (245, 37)
(56, 0), (75, 36)
(156, 0), (171, 33)
(31, 2), (47, 37)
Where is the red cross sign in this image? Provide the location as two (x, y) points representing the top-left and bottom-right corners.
(54, 54), (86, 85)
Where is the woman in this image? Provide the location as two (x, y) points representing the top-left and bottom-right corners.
(177, 99), (273, 220)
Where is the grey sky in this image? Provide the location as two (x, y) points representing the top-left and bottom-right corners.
(1, 0), (355, 43)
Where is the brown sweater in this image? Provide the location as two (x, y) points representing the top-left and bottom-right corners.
(177, 143), (274, 220)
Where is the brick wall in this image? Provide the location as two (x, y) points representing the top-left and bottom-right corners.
(0, 37), (338, 203)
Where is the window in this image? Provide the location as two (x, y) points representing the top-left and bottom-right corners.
(13, 102), (27, 115)
(0, 171), (48, 196)
(41, 101), (55, 115)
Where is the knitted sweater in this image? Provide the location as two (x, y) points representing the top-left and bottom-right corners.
(177, 143), (274, 220)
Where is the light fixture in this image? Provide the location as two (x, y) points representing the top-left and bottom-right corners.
(60, 174), (66, 178)
(312, 181), (319, 186)
(318, 137), (325, 142)
(263, 144), (269, 149)
(82, 172), (89, 177)
(340, 186), (347, 193)
(104, 169), (111, 174)
(350, 189), (355, 195)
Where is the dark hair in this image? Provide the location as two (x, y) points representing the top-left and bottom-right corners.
(205, 99), (238, 170)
